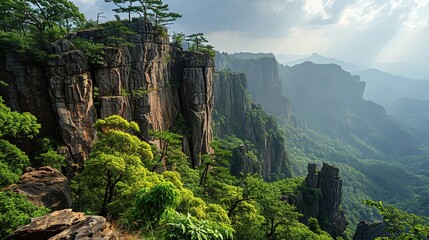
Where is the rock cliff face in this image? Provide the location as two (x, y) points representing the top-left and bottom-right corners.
(214, 71), (291, 179)
(282, 62), (420, 157)
(300, 163), (347, 238)
(215, 53), (290, 117)
(0, 22), (213, 167)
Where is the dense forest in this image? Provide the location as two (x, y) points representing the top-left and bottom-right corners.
(1, 0), (429, 239)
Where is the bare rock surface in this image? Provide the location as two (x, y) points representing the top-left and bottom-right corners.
(4, 209), (120, 240)
(353, 220), (390, 240)
(5, 166), (71, 210)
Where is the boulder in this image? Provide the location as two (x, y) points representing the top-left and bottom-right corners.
(4, 209), (119, 240)
(5, 166), (72, 210)
(353, 220), (390, 240)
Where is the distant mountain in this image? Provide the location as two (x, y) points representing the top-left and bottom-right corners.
(353, 68), (429, 106)
(282, 62), (420, 157)
(386, 98), (429, 145)
(229, 52), (275, 60)
(373, 62), (429, 80)
(275, 54), (308, 64)
(215, 52), (291, 117)
(284, 53), (365, 72)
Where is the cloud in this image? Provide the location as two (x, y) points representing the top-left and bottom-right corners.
(69, 0), (429, 65)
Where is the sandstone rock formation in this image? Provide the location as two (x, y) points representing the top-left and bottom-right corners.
(214, 71), (291, 179)
(5, 166), (72, 211)
(47, 40), (97, 165)
(353, 220), (390, 240)
(0, 22), (215, 168)
(301, 163), (348, 238)
(4, 209), (119, 240)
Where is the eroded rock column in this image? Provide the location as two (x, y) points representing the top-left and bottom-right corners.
(180, 53), (214, 167)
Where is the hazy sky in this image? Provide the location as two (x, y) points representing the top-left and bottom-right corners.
(71, 0), (429, 66)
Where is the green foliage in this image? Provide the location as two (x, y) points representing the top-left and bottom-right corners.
(0, 191), (49, 238)
(107, 0), (181, 25)
(34, 138), (65, 170)
(0, 0), (84, 59)
(0, 31), (46, 60)
(162, 212), (234, 240)
(0, 97), (40, 187)
(71, 38), (105, 65)
(99, 20), (136, 47)
(133, 182), (181, 228)
(364, 200), (429, 239)
(171, 32), (185, 47)
(72, 115), (153, 216)
(149, 130), (188, 171)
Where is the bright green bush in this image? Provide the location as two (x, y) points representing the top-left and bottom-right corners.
(0, 191), (49, 238)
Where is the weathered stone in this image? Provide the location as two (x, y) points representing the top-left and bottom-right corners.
(180, 53), (214, 166)
(301, 163), (348, 238)
(100, 96), (132, 120)
(48, 63), (96, 165)
(5, 166), (71, 210)
(353, 221), (390, 240)
(1, 54), (57, 137)
(4, 209), (119, 240)
(230, 144), (261, 177)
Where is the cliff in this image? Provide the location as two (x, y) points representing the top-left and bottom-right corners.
(213, 71), (291, 179)
(0, 21), (213, 168)
(281, 62), (420, 157)
(215, 53), (291, 117)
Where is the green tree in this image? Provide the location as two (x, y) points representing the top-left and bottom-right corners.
(149, 130), (188, 171)
(23, 0), (84, 33)
(186, 33), (208, 52)
(0, 191), (49, 238)
(0, 97), (40, 187)
(107, 0), (181, 24)
(364, 200), (429, 239)
(133, 182), (181, 228)
(73, 115), (153, 216)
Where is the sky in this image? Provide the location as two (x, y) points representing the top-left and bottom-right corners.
(71, 0), (429, 67)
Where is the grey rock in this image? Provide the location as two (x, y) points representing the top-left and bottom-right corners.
(353, 221), (390, 240)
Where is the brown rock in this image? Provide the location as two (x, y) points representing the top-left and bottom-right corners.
(5, 166), (71, 210)
(4, 209), (119, 240)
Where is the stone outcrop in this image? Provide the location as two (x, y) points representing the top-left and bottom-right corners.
(214, 71), (291, 179)
(4, 209), (119, 240)
(301, 163), (347, 238)
(353, 220), (390, 240)
(5, 166), (71, 210)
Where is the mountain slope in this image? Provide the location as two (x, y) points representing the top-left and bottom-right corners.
(386, 98), (429, 145)
(353, 68), (429, 106)
(282, 62), (420, 158)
